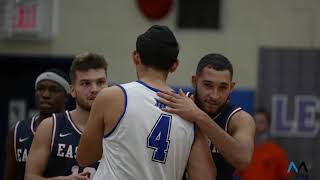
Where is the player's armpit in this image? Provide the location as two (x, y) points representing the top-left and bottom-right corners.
(186, 129), (216, 180)
(25, 117), (54, 180)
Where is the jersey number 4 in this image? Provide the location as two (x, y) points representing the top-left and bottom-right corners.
(147, 114), (172, 163)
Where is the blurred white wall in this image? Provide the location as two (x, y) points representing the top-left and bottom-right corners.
(0, 0), (320, 89)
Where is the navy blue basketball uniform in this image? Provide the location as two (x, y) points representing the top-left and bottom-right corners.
(14, 115), (38, 180)
(211, 102), (242, 180)
(44, 111), (99, 179)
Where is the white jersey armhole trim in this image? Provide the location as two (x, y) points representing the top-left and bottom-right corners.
(103, 84), (128, 138)
(66, 111), (82, 135)
(51, 114), (57, 151)
(225, 107), (242, 132)
(30, 116), (36, 135)
(14, 121), (20, 161)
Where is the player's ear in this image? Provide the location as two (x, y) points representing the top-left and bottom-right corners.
(169, 59), (179, 73)
(230, 82), (235, 93)
(70, 84), (76, 98)
(132, 50), (141, 65)
(192, 75), (197, 88)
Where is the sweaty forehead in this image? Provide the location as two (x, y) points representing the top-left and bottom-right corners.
(75, 69), (106, 80)
(198, 67), (232, 83)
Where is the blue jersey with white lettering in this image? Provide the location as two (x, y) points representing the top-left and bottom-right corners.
(44, 111), (99, 179)
(14, 115), (37, 180)
(210, 102), (242, 180)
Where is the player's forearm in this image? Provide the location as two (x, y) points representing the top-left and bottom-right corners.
(77, 135), (102, 167)
(25, 174), (66, 180)
(195, 112), (251, 170)
(77, 151), (98, 167)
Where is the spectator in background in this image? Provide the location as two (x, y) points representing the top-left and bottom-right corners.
(236, 108), (292, 180)
(25, 53), (108, 180)
(4, 69), (70, 180)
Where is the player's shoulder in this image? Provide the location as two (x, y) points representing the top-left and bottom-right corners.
(228, 110), (255, 133)
(98, 85), (124, 100)
(230, 109), (253, 122)
(94, 86), (126, 110)
(36, 117), (54, 134)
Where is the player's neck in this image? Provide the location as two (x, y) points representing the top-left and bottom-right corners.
(37, 113), (48, 122)
(139, 78), (172, 92)
(69, 107), (90, 132)
(138, 69), (171, 91)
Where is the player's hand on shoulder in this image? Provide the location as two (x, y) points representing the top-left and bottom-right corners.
(157, 89), (203, 122)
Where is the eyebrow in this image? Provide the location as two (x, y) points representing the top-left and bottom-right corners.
(79, 77), (106, 82)
(220, 82), (229, 86)
(202, 80), (229, 86)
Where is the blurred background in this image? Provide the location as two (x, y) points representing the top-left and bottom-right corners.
(0, 0), (320, 179)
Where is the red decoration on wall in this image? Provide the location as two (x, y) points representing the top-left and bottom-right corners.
(137, 0), (173, 20)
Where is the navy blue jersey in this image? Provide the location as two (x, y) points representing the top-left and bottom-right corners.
(14, 115), (38, 180)
(44, 111), (99, 179)
(211, 102), (242, 180)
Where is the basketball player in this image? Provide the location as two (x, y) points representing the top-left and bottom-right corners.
(25, 53), (108, 180)
(157, 53), (255, 180)
(4, 69), (70, 180)
(77, 25), (216, 180)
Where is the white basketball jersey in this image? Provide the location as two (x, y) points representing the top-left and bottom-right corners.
(93, 81), (195, 180)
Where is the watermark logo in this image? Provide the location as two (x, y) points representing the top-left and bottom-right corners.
(287, 161), (308, 174)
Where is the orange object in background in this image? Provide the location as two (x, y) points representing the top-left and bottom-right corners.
(237, 141), (291, 180)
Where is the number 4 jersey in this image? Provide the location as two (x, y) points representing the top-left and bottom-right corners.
(44, 111), (99, 179)
(94, 81), (195, 180)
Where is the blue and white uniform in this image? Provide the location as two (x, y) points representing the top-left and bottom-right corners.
(94, 81), (195, 180)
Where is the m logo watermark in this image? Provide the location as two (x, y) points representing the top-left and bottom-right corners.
(287, 161), (308, 174)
